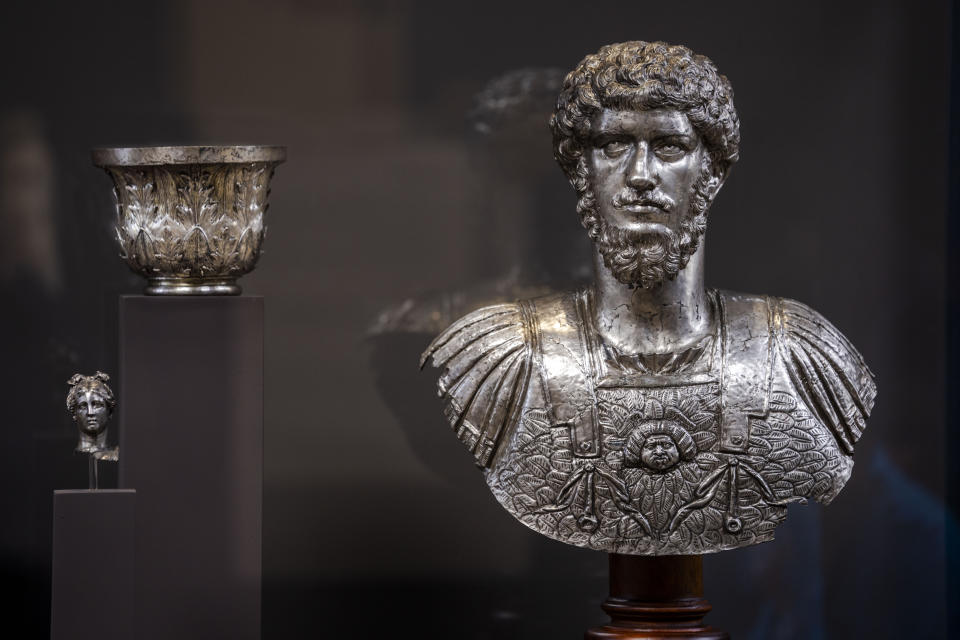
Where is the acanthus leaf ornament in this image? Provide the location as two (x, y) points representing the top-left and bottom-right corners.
(93, 145), (285, 295)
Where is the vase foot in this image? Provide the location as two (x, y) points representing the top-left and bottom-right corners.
(144, 278), (241, 296)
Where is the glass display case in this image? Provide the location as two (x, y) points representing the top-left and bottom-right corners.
(0, 1), (954, 638)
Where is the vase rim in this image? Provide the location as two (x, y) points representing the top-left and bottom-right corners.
(92, 145), (286, 167)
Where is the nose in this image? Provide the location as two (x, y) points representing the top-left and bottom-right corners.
(626, 143), (657, 191)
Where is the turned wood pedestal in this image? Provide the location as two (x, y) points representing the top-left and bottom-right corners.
(585, 554), (728, 640)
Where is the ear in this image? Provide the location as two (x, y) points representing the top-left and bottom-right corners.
(703, 168), (727, 201)
(697, 147), (729, 201)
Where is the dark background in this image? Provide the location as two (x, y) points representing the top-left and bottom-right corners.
(0, 1), (954, 638)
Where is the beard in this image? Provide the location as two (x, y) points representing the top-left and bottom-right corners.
(593, 213), (704, 289)
(578, 178), (712, 289)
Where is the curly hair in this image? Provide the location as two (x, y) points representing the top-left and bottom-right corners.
(66, 371), (116, 416)
(551, 41), (739, 193)
(549, 42), (740, 287)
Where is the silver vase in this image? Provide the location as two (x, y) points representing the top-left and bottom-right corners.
(93, 145), (286, 295)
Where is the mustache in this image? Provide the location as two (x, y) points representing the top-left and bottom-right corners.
(612, 188), (675, 212)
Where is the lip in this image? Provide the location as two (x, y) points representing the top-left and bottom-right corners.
(621, 203), (667, 215)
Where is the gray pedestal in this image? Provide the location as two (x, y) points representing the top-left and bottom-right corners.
(51, 489), (136, 640)
(119, 296), (262, 640)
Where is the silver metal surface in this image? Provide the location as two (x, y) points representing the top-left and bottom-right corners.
(66, 372), (118, 490)
(93, 145), (286, 295)
(421, 41), (877, 555)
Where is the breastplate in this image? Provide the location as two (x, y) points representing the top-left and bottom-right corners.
(495, 289), (797, 554)
(527, 289), (773, 459)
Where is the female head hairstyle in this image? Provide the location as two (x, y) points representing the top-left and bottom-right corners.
(66, 371), (116, 416)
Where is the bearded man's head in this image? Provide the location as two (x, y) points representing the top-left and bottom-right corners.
(550, 41), (740, 288)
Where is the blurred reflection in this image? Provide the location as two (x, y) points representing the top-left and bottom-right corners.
(708, 444), (953, 639)
(0, 112), (60, 293)
(0, 110), (76, 634)
(368, 68), (589, 486)
(371, 68), (584, 335)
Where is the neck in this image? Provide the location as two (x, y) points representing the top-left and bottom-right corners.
(76, 429), (108, 454)
(592, 239), (713, 354)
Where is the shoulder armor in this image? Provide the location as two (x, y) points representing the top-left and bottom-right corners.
(716, 290), (774, 453)
(774, 297), (877, 454)
(420, 303), (533, 467)
(526, 290), (600, 457)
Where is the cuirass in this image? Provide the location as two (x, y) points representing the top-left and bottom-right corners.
(423, 288), (873, 555)
(487, 290), (802, 553)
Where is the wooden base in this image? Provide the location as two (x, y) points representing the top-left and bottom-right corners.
(585, 554), (728, 640)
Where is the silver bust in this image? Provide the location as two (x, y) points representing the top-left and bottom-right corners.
(66, 372), (118, 489)
(421, 41), (877, 555)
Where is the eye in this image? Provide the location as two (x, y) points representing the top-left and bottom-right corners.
(599, 139), (630, 158)
(654, 144), (687, 161)
(654, 138), (693, 161)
